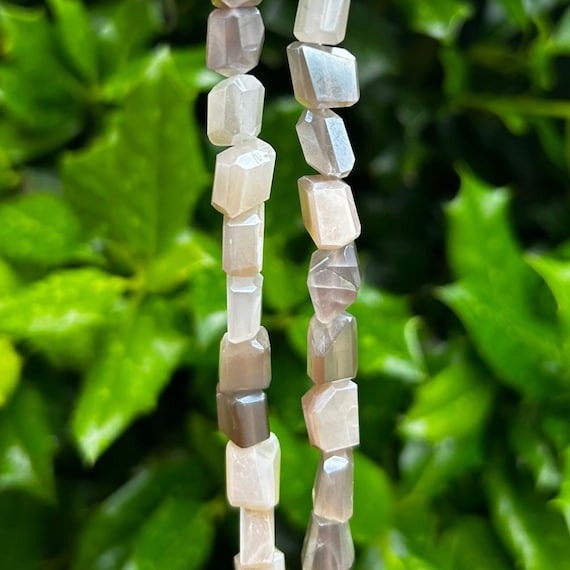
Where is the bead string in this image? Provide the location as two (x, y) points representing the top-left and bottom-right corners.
(205, 2), (284, 568)
(287, 0), (361, 567)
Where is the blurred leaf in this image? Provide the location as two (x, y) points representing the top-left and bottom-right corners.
(495, 0), (529, 27)
(0, 151), (20, 193)
(553, 447), (570, 533)
(0, 336), (21, 407)
(72, 299), (186, 464)
(0, 384), (55, 500)
(63, 48), (208, 264)
(0, 258), (18, 296)
(440, 46), (468, 97)
(551, 6), (570, 53)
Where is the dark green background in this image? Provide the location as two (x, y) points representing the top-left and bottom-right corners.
(1, 0), (570, 568)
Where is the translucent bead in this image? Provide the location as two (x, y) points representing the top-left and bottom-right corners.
(227, 274), (263, 342)
(308, 243), (360, 323)
(219, 327), (271, 392)
(239, 509), (275, 565)
(217, 387), (269, 448)
(226, 433), (280, 509)
(223, 205), (264, 276)
(296, 109), (355, 178)
(302, 379), (359, 452)
(208, 74), (265, 146)
(234, 549), (285, 570)
(302, 512), (354, 570)
(298, 176), (360, 249)
(212, 138), (276, 218)
(313, 449), (354, 522)
(294, 0), (351, 45)
(213, 0), (261, 7)
(206, 8), (265, 77)
(308, 312), (357, 383)
(287, 42), (359, 108)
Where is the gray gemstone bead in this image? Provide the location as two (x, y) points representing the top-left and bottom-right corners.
(213, 0), (261, 7)
(294, 0), (351, 46)
(313, 449), (354, 522)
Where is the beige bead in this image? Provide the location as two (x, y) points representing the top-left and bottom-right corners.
(212, 138), (276, 218)
(213, 0), (261, 7)
(226, 433), (280, 509)
(302, 512), (354, 569)
(239, 509), (275, 565)
(227, 274), (263, 343)
(234, 549), (285, 570)
(302, 379), (359, 452)
(298, 176), (360, 249)
(313, 449), (354, 522)
(223, 205), (264, 276)
(208, 74), (265, 146)
(294, 0), (351, 45)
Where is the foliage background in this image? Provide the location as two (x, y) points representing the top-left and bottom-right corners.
(1, 0), (570, 568)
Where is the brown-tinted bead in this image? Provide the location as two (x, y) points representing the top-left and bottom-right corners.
(313, 449), (353, 522)
(302, 512), (354, 569)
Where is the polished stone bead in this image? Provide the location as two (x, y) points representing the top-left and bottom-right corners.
(207, 8), (265, 77)
(296, 109), (355, 178)
(234, 549), (285, 570)
(226, 432), (280, 509)
(308, 312), (357, 383)
(298, 176), (360, 249)
(208, 74), (265, 146)
(302, 379), (359, 452)
(219, 327), (271, 392)
(313, 449), (353, 522)
(212, 138), (276, 218)
(223, 205), (265, 276)
(302, 513), (354, 570)
(217, 387), (269, 448)
(287, 42), (359, 108)
(239, 508), (275, 565)
(213, 0), (261, 7)
(308, 243), (360, 323)
(294, 0), (351, 45)
(227, 274), (263, 342)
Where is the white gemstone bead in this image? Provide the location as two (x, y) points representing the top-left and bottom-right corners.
(240, 509), (275, 565)
(234, 549), (285, 570)
(223, 205), (264, 276)
(302, 512), (354, 569)
(213, 0), (261, 7)
(313, 449), (354, 522)
(226, 433), (280, 509)
(227, 274), (263, 342)
(294, 0), (351, 45)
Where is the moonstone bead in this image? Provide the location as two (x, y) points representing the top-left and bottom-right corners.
(212, 138), (276, 218)
(287, 42), (359, 108)
(217, 387), (269, 448)
(208, 75), (265, 146)
(308, 243), (360, 323)
(213, 0), (261, 7)
(302, 513), (354, 570)
(294, 0), (351, 45)
(298, 176), (360, 249)
(296, 109), (355, 178)
(235, 550), (285, 570)
(223, 205), (265, 276)
(227, 274), (263, 342)
(308, 312), (357, 383)
(313, 449), (353, 522)
(239, 509), (275, 565)
(226, 432), (280, 509)
(206, 8), (265, 77)
(219, 327), (271, 392)
(302, 379), (359, 452)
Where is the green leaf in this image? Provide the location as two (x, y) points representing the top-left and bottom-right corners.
(0, 336), (21, 407)
(63, 48), (208, 264)
(551, 7), (570, 54)
(0, 258), (18, 296)
(400, 359), (493, 443)
(0, 193), (85, 266)
(495, 0), (529, 28)
(0, 384), (56, 500)
(553, 447), (570, 533)
(72, 299), (186, 464)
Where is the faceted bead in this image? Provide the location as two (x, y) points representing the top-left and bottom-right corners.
(206, 8), (265, 77)
(308, 243), (360, 323)
(208, 74), (265, 146)
(219, 327), (271, 392)
(239, 509), (275, 565)
(287, 42), (359, 108)
(308, 312), (357, 383)
(223, 205), (264, 276)
(217, 387), (269, 448)
(294, 0), (351, 45)
(298, 176), (360, 249)
(212, 138), (276, 218)
(302, 379), (359, 452)
(302, 512), (355, 570)
(235, 549), (285, 570)
(227, 274), (263, 343)
(313, 449), (354, 522)
(296, 109), (355, 178)
(226, 432), (280, 509)
(213, 0), (261, 7)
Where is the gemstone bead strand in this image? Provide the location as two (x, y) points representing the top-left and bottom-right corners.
(206, 1), (283, 567)
(287, 0), (361, 567)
